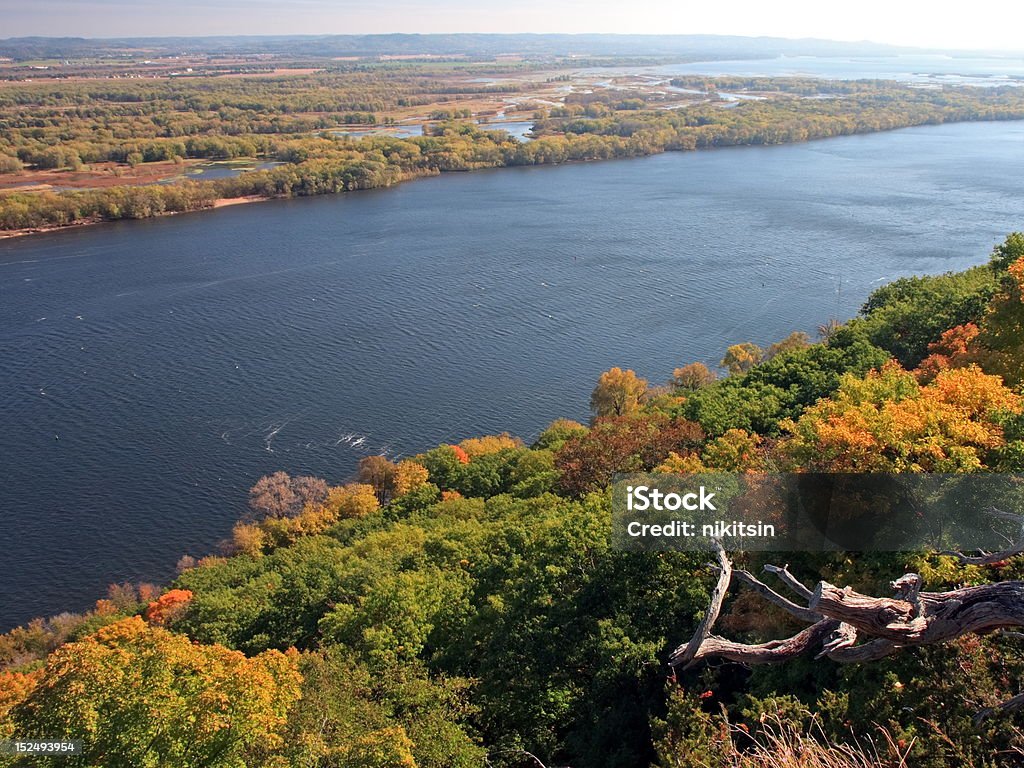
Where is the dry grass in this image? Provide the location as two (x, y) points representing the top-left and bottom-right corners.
(729, 714), (915, 768)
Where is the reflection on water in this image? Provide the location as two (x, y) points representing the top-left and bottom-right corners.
(179, 160), (285, 181)
(330, 120), (536, 141)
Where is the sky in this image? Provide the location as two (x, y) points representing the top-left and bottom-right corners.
(1, 0), (1023, 52)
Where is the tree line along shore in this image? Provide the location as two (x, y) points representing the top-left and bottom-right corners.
(3, 67), (1024, 235)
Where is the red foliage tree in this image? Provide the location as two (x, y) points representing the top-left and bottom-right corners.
(145, 589), (194, 626)
(555, 413), (704, 496)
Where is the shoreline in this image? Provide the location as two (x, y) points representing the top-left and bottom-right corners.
(0, 195), (266, 240)
(1, 117), (1021, 242)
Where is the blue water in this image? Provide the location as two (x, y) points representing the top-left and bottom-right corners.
(331, 121), (536, 141)
(1, 120), (1023, 629)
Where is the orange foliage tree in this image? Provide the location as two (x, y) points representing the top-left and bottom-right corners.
(915, 323), (981, 382)
(145, 589), (194, 626)
(450, 444), (471, 464)
(781, 362), (1022, 472)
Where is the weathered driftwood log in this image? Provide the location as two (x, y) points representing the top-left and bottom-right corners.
(670, 533), (1024, 720)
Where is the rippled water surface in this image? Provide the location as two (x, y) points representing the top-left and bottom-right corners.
(2, 120), (1024, 628)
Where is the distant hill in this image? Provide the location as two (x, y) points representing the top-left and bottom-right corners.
(0, 33), (923, 60)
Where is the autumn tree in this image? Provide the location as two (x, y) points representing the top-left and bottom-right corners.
(248, 471), (329, 519)
(458, 432), (523, 459)
(764, 331), (811, 360)
(781, 362), (1022, 472)
(915, 323), (981, 382)
(5, 617), (302, 768)
(556, 413), (704, 496)
(393, 459), (430, 496)
(656, 451), (707, 474)
(721, 343), (763, 375)
(0, 670), (40, 741)
(145, 589), (194, 626)
(359, 455), (398, 503)
(326, 483), (380, 519)
(589, 367), (648, 419)
(702, 428), (764, 471)
(671, 362), (717, 391)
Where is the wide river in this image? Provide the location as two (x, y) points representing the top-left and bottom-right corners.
(2, 120), (1023, 629)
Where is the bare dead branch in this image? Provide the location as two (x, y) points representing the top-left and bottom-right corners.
(809, 580), (1024, 645)
(669, 540), (732, 669)
(822, 635), (901, 663)
(733, 568), (822, 624)
(673, 539), (1024, 723)
(941, 508), (1024, 565)
(975, 692), (1024, 724)
(681, 620), (838, 666)
(763, 563), (815, 602)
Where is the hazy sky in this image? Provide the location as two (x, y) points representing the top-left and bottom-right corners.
(2, 0), (1022, 51)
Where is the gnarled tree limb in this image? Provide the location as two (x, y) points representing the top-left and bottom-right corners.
(671, 543), (1024, 721)
(733, 568), (822, 624)
(669, 540), (731, 669)
(763, 563), (815, 602)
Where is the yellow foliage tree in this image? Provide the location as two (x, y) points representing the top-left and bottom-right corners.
(721, 343), (763, 375)
(656, 451), (707, 474)
(671, 362), (717, 390)
(393, 460), (430, 496)
(590, 367), (648, 418)
(4, 616), (302, 768)
(326, 483), (381, 519)
(458, 432), (523, 459)
(232, 521), (268, 556)
(346, 726), (418, 768)
(702, 429), (764, 471)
